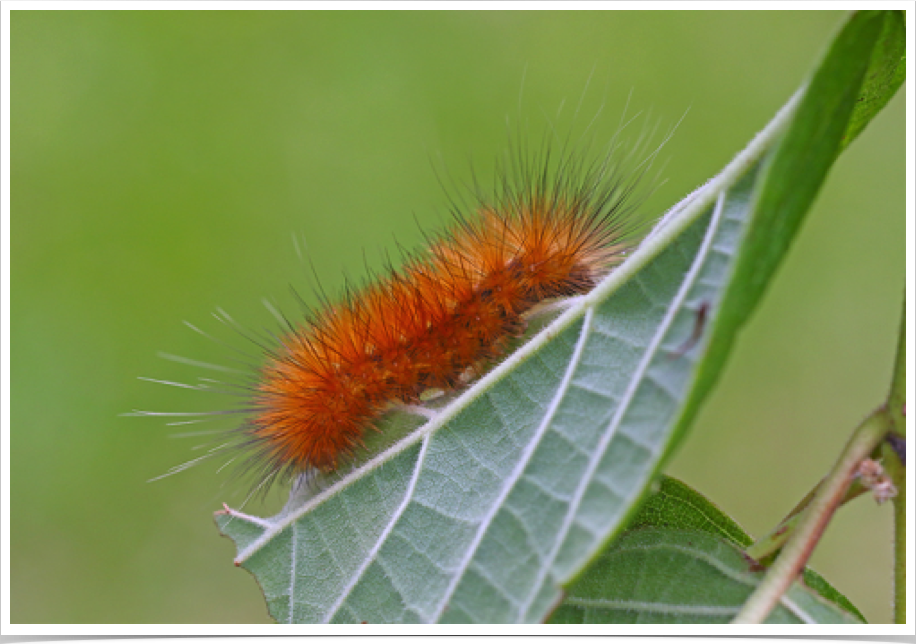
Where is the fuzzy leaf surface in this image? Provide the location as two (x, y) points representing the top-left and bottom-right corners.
(217, 11), (903, 624)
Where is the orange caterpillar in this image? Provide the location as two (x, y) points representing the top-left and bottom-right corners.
(241, 151), (643, 486)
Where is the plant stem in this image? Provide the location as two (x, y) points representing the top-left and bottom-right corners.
(885, 444), (906, 624)
(887, 293), (906, 623)
(732, 408), (891, 624)
(887, 292), (906, 438)
(744, 480), (868, 564)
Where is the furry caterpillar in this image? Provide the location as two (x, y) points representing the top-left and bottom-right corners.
(136, 135), (653, 493)
(238, 146), (646, 488)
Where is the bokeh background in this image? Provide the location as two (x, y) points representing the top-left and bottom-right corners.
(12, 10), (904, 624)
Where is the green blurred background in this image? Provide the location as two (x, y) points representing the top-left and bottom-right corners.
(12, 11), (904, 623)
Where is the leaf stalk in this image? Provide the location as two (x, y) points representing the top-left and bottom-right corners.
(732, 407), (891, 623)
(744, 480), (869, 565)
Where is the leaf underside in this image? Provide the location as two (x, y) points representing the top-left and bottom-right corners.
(216, 11), (902, 624)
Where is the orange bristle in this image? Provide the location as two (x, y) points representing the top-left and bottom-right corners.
(241, 148), (644, 487)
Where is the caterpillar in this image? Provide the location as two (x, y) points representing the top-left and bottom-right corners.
(141, 127), (656, 495)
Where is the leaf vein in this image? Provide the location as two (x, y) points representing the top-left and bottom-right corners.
(515, 190), (730, 621)
(322, 432), (434, 623)
(564, 597), (739, 617)
(427, 307), (597, 622)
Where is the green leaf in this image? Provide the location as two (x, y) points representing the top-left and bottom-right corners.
(666, 9), (904, 456)
(623, 476), (754, 548)
(558, 476), (866, 623)
(547, 528), (862, 624)
(216, 11), (902, 623)
(840, 10), (905, 152)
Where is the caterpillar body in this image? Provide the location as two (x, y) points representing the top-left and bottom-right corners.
(142, 133), (655, 494)
(241, 148), (646, 488)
